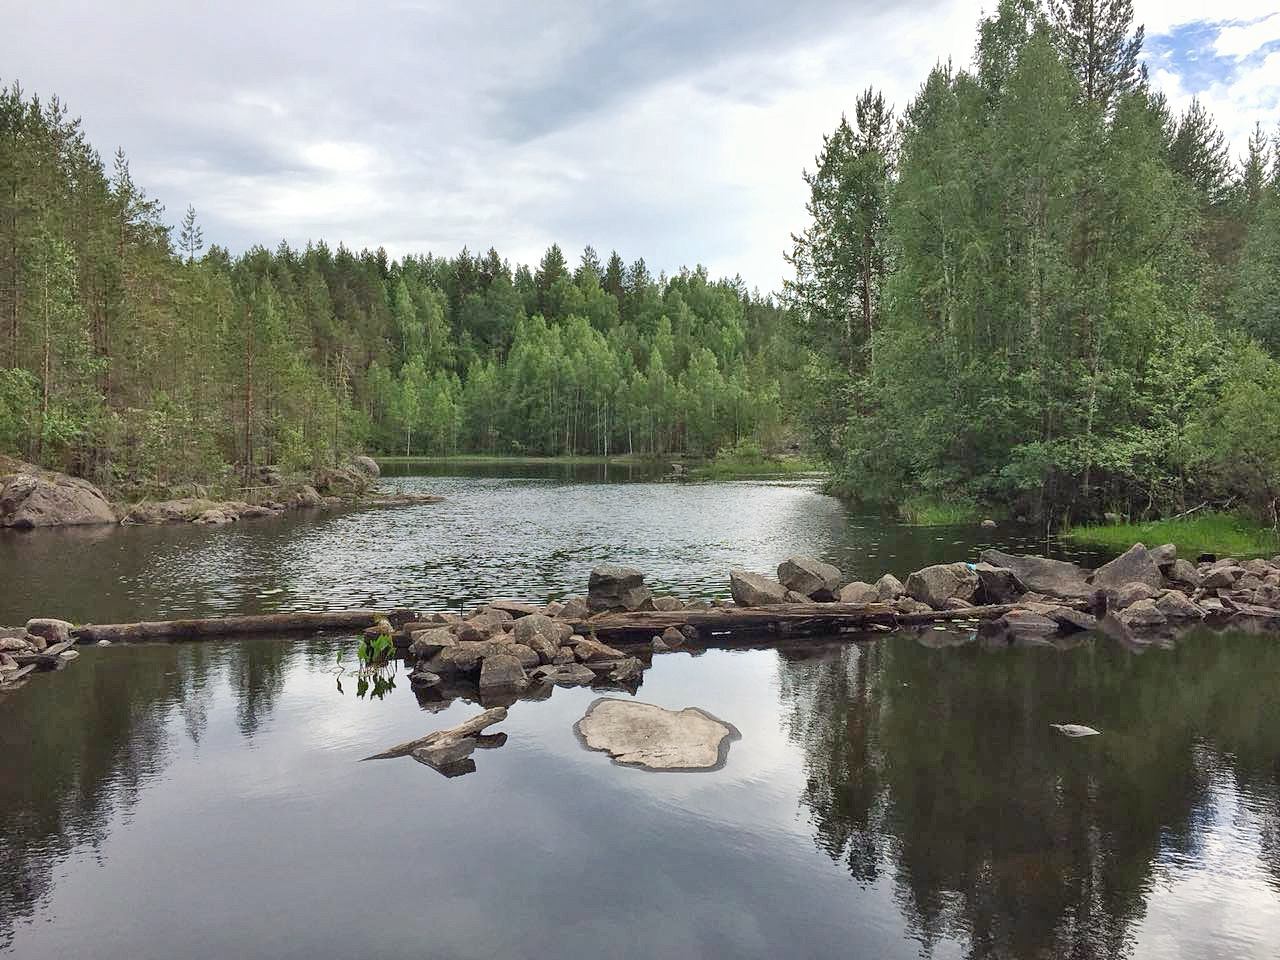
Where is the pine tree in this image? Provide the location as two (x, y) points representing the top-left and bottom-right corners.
(179, 205), (204, 263)
(1048, 0), (1145, 108)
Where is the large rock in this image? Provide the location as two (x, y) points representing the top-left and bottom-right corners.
(973, 562), (1026, 604)
(574, 698), (740, 771)
(1109, 581), (1160, 610)
(729, 570), (788, 606)
(875, 573), (906, 600)
(588, 565), (653, 612)
(1155, 590), (1205, 620)
(1149, 543), (1177, 569)
(979, 550), (1092, 600)
(837, 581), (879, 604)
(352, 455), (380, 478)
(1092, 543), (1164, 591)
(559, 596), (589, 620)
(574, 636), (627, 663)
(905, 562), (979, 610)
(1117, 598), (1167, 629)
(777, 556), (841, 598)
(1166, 559), (1201, 588)
(512, 613), (556, 645)
(1202, 565), (1244, 590)
(0, 470), (115, 528)
(478, 653), (528, 692)
(26, 618), (73, 646)
(408, 628), (456, 659)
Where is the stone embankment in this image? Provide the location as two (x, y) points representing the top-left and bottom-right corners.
(0, 455), (440, 529)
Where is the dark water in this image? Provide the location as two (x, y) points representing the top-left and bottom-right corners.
(0, 464), (1103, 626)
(3, 467), (1279, 959)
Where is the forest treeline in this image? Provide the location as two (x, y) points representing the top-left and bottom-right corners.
(0, 82), (795, 493)
(788, 0), (1280, 524)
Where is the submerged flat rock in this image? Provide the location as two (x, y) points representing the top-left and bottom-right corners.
(575, 698), (739, 771)
(1051, 723), (1101, 738)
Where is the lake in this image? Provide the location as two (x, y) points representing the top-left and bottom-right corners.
(2, 465), (1278, 959)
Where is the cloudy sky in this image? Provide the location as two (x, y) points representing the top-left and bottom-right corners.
(4, 1), (1278, 291)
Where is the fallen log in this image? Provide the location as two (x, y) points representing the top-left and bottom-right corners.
(571, 601), (1033, 642)
(2, 664), (37, 684)
(73, 609), (419, 643)
(11, 640), (74, 669)
(361, 706), (508, 761)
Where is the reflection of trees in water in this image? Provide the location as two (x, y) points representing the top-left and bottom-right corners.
(779, 630), (1280, 959)
(0, 636), (303, 947)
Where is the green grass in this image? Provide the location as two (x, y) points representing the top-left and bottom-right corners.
(899, 496), (980, 526)
(373, 453), (654, 466)
(1065, 512), (1280, 558)
(687, 454), (826, 481)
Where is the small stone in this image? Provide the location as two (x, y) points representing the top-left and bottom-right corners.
(1155, 590), (1205, 620)
(502, 644), (541, 670)
(575, 636), (627, 663)
(1051, 723), (1101, 738)
(409, 670), (442, 688)
(660, 626), (685, 647)
(58, 649), (79, 662)
(1109, 581), (1160, 610)
(560, 597), (589, 620)
(1117, 598), (1167, 629)
(412, 738), (477, 770)
(980, 519), (998, 529)
(652, 596), (685, 612)
(783, 590), (810, 603)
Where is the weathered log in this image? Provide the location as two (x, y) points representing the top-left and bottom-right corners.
(72, 609), (418, 643)
(361, 706), (508, 761)
(11, 640), (74, 669)
(2, 664), (36, 684)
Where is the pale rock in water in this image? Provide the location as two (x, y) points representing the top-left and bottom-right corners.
(575, 698), (740, 771)
(1051, 723), (1101, 738)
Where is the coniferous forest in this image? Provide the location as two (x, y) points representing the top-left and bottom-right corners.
(0, 83), (795, 494)
(789, 0), (1280, 525)
(4, 0), (1280, 528)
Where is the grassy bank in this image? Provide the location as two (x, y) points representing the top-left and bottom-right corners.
(898, 496), (981, 526)
(373, 454), (656, 466)
(688, 453), (826, 481)
(1065, 512), (1279, 558)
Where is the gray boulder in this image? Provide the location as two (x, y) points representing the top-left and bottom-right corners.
(574, 636), (627, 663)
(478, 654), (528, 692)
(783, 590), (810, 603)
(1092, 543), (1163, 591)
(1117, 598), (1167, 629)
(777, 556), (842, 598)
(408, 628), (456, 659)
(527, 634), (559, 664)
(1, 470), (116, 528)
(652, 596), (685, 612)
(979, 549), (1092, 600)
(512, 613), (556, 645)
(838, 581), (879, 604)
(502, 643), (541, 670)
(1155, 590), (1205, 620)
(875, 574), (907, 600)
(1202, 565), (1244, 590)
(906, 562), (979, 610)
(559, 596), (589, 620)
(352, 455), (380, 477)
(26, 618), (73, 646)
(588, 564), (653, 612)
(1109, 581), (1160, 610)
(1166, 559), (1201, 588)
(1149, 543), (1177, 569)
(730, 570), (788, 606)
(973, 562), (1026, 604)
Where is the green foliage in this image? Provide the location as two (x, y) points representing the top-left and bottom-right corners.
(898, 497), (979, 526)
(0, 81), (801, 491)
(1066, 513), (1279, 558)
(790, 1), (1280, 526)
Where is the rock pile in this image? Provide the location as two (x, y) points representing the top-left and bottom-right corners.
(1, 457), (441, 530)
(0, 618), (81, 689)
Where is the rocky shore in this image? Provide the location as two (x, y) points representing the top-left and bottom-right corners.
(0, 455), (441, 529)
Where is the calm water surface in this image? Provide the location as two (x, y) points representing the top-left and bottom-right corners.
(2, 466), (1278, 959)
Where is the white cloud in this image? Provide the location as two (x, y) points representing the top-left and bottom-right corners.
(1214, 13), (1280, 59)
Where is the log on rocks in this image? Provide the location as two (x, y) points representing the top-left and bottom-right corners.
(11, 640), (74, 669)
(361, 706), (509, 761)
(72, 609), (419, 643)
(1, 663), (36, 684)
(572, 601), (1073, 643)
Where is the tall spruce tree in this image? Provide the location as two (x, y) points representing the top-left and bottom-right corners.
(1048, 0), (1145, 108)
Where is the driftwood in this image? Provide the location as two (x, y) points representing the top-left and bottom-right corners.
(11, 640), (74, 668)
(72, 609), (418, 643)
(572, 601), (1031, 642)
(361, 706), (508, 761)
(2, 664), (37, 684)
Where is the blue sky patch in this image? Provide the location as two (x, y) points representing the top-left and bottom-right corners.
(1146, 18), (1280, 94)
